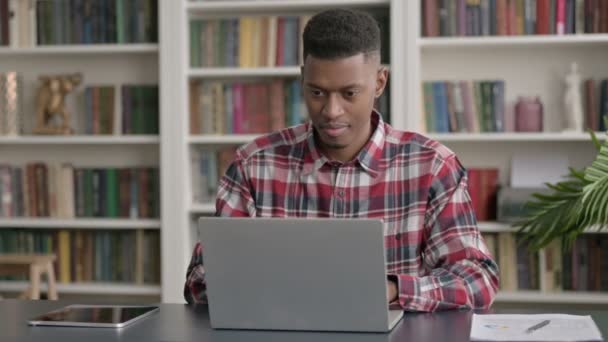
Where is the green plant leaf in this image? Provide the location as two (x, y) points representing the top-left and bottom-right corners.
(516, 131), (608, 251)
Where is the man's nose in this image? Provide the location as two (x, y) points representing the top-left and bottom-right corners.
(321, 94), (344, 119)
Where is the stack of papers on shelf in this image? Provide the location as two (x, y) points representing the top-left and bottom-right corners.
(470, 314), (603, 341)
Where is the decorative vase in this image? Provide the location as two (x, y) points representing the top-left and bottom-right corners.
(515, 96), (543, 132)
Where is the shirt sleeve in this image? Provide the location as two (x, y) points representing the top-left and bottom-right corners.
(183, 160), (255, 303)
(390, 155), (500, 312)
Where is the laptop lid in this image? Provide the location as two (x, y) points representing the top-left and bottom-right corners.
(198, 217), (403, 332)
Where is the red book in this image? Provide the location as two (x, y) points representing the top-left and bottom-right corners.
(536, 0), (550, 34)
(585, 79), (598, 131)
(424, 0), (439, 37)
(468, 168), (499, 221)
(556, 0), (566, 34)
(496, 0), (508, 35)
(275, 17), (285, 66)
(269, 80), (286, 131)
(467, 169), (483, 220)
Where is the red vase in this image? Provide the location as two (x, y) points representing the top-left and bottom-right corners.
(515, 96), (543, 132)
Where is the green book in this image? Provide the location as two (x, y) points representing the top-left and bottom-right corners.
(190, 20), (201, 67)
(83, 169), (94, 217)
(116, 0), (126, 43)
(422, 82), (435, 132)
(105, 168), (119, 218)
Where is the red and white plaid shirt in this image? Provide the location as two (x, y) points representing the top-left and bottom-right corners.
(184, 112), (499, 311)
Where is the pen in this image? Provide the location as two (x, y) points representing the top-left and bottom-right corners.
(525, 320), (551, 334)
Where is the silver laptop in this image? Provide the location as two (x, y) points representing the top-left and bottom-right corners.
(198, 217), (404, 332)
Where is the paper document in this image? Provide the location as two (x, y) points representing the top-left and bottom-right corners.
(470, 314), (603, 341)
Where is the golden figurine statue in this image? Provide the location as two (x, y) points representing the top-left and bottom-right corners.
(33, 73), (82, 135)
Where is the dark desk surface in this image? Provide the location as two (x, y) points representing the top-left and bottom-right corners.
(1, 299), (607, 342)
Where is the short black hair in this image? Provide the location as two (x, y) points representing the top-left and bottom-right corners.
(303, 9), (381, 61)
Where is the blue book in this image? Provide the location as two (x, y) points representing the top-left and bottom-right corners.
(432, 82), (450, 133)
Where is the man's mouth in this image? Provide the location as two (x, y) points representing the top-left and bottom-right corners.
(320, 124), (349, 138)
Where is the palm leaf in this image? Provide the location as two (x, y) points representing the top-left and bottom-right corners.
(516, 130), (608, 251)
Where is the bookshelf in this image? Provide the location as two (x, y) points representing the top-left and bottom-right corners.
(0, 1), (160, 300)
(156, 0), (608, 305)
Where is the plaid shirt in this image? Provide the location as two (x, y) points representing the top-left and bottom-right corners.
(184, 112), (499, 311)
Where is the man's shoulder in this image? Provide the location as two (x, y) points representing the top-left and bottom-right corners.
(384, 124), (456, 161)
(235, 123), (309, 162)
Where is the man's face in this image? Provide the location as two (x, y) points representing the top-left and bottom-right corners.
(302, 53), (388, 162)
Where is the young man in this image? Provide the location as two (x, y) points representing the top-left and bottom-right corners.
(185, 9), (499, 311)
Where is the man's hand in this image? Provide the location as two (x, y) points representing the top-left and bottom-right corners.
(387, 279), (398, 303)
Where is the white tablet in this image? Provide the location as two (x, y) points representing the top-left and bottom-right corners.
(27, 304), (159, 328)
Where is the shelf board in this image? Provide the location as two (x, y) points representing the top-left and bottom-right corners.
(419, 34), (608, 49)
(189, 134), (260, 145)
(191, 203), (216, 214)
(0, 135), (159, 145)
(0, 218), (161, 229)
(496, 291), (608, 304)
(0, 44), (158, 55)
(478, 222), (515, 233)
(189, 67), (300, 78)
(0, 281), (161, 295)
(427, 132), (606, 142)
(187, 0), (390, 13)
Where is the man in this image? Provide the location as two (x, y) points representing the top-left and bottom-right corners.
(185, 9), (499, 311)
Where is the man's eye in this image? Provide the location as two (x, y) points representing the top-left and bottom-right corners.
(311, 90), (324, 96)
(345, 91), (357, 98)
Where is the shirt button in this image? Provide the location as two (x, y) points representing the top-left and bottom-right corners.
(395, 233), (401, 240)
(338, 190), (345, 197)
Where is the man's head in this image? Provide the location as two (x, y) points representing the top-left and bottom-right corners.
(302, 9), (388, 162)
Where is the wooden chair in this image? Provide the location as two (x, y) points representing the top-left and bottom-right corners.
(0, 254), (58, 300)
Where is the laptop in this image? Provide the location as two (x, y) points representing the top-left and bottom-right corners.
(198, 217), (404, 332)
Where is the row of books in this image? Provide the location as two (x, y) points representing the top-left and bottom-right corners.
(0, 164), (160, 219)
(0, 0), (158, 47)
(421, 80), (505, 133)
(486, 233), (608, 292)
(484, 233), (540, 291)
(190, 16), (306, 68)
(0, 72), (22, 135)
(468, 168), (500, 221)
(191, 147), (236, 203)
(189, 12), (389, 68)
(584, 79), (608, 131)
(84, 85), (159, 135)
(190, 80), (306, 135)
(422, 0), (608, 37)
(0, 229), (161, 284)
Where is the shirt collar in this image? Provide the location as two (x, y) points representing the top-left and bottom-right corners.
(301, 111), (386, 178)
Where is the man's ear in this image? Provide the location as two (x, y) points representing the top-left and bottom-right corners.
(375, 67), (389, 98)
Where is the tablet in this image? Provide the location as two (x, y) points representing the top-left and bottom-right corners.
(27, 304), (159, 328)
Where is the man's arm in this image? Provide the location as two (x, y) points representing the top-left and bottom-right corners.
(183, 160), (255, 303)
(390, 155), (499, 312)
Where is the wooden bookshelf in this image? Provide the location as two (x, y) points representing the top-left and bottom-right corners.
(0, 1), (161, 301)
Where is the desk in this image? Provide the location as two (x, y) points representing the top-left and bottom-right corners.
(1, 300), (607, 342)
